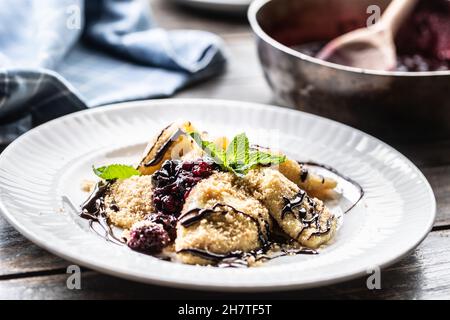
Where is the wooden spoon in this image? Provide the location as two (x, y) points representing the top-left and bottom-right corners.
(316, 0), (419, 71)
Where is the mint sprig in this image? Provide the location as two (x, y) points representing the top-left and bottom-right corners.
(189, 132), (226, 168)
(226, 133), (249, 167)
(93, 164), (141, 181)
(189, 132), (286, 176)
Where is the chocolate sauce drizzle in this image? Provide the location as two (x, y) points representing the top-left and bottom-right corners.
(178, 244), (317, 268)
(79, 181), (125, 245)
(300, 168), (309, 183)
(281, 190), (307, 219)
(309, 219), (332, 239)
(281, 190), (333, 241)
(144, 127), (184, 167)
(298, 161), (365, 214)
(177, 202), (322, 267)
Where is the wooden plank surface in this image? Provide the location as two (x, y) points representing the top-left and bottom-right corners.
(1, 0), (450, 299)
(152, 0), (249, 35)
(2, 230), (449, 300)
(176, 33), (273, 104)
(422, 166), (450, 227)
(0, 215), (70, 278)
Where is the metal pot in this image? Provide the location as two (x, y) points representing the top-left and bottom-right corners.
(248, 0), (450, 140)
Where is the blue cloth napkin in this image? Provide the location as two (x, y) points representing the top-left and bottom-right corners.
(0, 0), (226, 144)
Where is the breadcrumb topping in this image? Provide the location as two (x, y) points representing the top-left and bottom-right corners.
(104, 175), (154, 229)
(176, 172), (272, 265)
(80, 180), (95, 193)
(241, 167), (336, 248)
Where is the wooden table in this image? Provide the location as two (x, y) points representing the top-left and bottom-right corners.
(1, 0), (450, 300)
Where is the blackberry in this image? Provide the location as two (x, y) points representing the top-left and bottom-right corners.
(127, 223), (170, 254)
(147, 213), (177, 240)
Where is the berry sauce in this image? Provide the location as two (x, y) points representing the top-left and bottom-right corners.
(152, 159), (216, 216)
(126, 159), (216, 253)
(293, 0), (450, 72)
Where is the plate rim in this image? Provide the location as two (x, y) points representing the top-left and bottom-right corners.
(0, 98), (436, 291)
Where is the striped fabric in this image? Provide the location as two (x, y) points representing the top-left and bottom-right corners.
(0, 0), (226, 144)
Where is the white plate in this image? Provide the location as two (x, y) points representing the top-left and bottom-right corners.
(0, 99), (435, 291)
(172, 0), (251, 13)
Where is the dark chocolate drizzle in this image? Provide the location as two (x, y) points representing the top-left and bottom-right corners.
(79, 181), (125, 245)
(308, 219), (332, 239)
(300, 168), (309, 182)
(144, 127), (184, 167)
(281, 190), (332, 241)
(109, 200), (119, 212)
(80, 181), (109, 215)
(281, 190), (306, 219)
(298, 161), (365, 214)
(177, 201), (322, 267)
(177, 245), (317, 268)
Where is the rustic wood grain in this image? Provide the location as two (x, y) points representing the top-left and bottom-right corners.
(152, 0), (249, 35)
(0, 215), (70, 277)
(176, 34), (273, 103)
(1, 0), (450, 300)
(2, 230), (449, 300)
(422, 166), (450, 228)
(394, 140), (450, 168)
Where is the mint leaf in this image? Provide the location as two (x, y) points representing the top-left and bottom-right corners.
(235, 151), (286, 173)
(189, 132), (226, 167)
(249, 150), (286, 166)
(226, 133), (249, 167)
(189, 131), (286, 176)
(93, 164), (141, 181)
